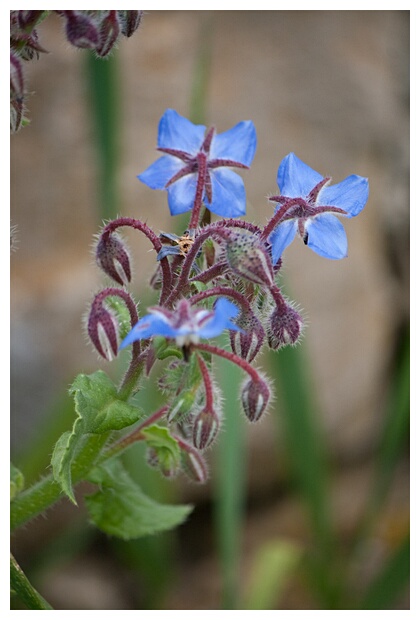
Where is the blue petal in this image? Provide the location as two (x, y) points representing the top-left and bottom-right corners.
(204, 169), (246, 217)
(305, 213), (348, 259)
(198, 298), (241, 339)
(269, 219), (298, 263)
(120, 314), (178, 349)
(167, 174), (199, 215)
(277, 153), (323, 198)
(157, 109), (206, 154)
(210, 120), (257, 167)
(138, 155), (184, 190)
(319, 175), (369, 217)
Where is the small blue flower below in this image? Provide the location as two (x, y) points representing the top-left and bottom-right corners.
(120, 297), (241, 349)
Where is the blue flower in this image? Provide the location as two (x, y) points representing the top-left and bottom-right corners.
(120, 297), (241, 349)
(268, 153), (369, 262)
(138, 109), (257, 218)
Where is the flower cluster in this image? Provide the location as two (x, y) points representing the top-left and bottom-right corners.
(88, 109), (369, 483)
(10, 10), (143, 132)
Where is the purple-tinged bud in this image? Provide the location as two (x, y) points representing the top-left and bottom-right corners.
(117, 10), (144, 37)
(96, 233), (131, 286)
(179, 445), (209, 484)
(17, 11), (44, 30)
(267, 302), (304, 349)
(60, 11), (99, 49)
(88, 297), (119, 361)
(241, 375), (271, 423)
(225, 231), (274, 287)
(95, 11), (120, 58)
(230, 310), (265, 362)
(10, 52), (24, 99)
(192, 408), (220, 450)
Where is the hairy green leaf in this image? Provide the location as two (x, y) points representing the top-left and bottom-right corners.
(51, 370), (142, 503)
(85, 458), (193, 539)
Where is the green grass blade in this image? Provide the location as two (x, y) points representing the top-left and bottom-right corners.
(243, 539), (302, 610)
(86, 52), (120, 221)
(360, 534), (410, 610)
(214, 354), (246, 610)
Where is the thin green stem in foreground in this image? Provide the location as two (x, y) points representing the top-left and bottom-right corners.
(10, 554), (53, 610)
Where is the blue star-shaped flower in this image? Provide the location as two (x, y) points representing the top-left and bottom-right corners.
(120, 297), (241, 350)
(138, 109), (257, 218)
(267, 153), (369, 262)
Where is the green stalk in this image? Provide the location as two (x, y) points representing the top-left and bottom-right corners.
(10, 554), (53, 610)
(10, 433), (110, 531)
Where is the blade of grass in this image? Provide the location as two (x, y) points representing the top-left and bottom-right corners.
(243, 539), (302, 610)
(86, 52), (120, 221)
(269, 338), (340, 607)
(367, 328), (410, 520)
(360, 534), (410, 610)
(214, 351), (246, 610)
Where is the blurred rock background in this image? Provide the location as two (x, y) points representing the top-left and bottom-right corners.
(10, 11), (409, 610)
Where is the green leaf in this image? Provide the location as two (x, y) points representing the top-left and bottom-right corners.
(51, 370), (142, 503)
(10, 463), (25, 500)
(85, 458), (193, 539)
(141, 424), (181, 477)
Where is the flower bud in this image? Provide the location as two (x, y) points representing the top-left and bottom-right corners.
(87, 297), (119, 360)
(225, 231), (274, 287)
(267, 302), (303, 349)
(230, 310), (265, 362)
(60, 11), (100, 49)
(96, 233), (131, 286)
(179, 446), (208, 484)
(95, 11), (120, 58)
(117, 10), (144, 37)
(241, 375), (271, 423)
(192, 408), (220, 450)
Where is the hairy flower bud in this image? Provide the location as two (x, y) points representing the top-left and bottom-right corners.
(241, 375), (271, 423)
(267, 302), (303, 349)
(229, 309), (265, 362)
(192, 408), (220, 450)
(60, 11), (100, 49)
(179, 445), (208, 484)
(96, 233), (131, 285)
(117, 10), (144, 37)
(87, 297), (119, 360)
(225, 231), (274, 287)
(95, 11), (120, 58)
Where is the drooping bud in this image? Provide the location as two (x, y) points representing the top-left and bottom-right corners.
(192, 408), (220, 451)
(241, 374), (271, 423)
(95, 11), (120, 58)
(224, 231), (274, 287)
(59, 11), (100, 50)
(117, 10), (144, 37)
(229, 309), (265, 362)
(10, 52), (25, 133)
(179, 443), (209, 484)
(267, 301), (303, 349)
(96, 233), (131, 285)
(87, 296), (119, 360)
